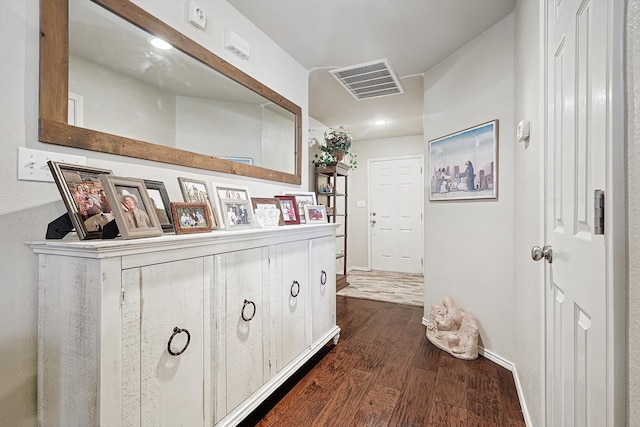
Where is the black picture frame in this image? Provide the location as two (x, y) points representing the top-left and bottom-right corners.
(143, 179), (174, 232)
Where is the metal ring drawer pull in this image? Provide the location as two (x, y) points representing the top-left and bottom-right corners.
(241, 299), (256, 321)
(290, 280), (300, 297)
(320, 270), (327, 286)
(167, 327), (191, 356)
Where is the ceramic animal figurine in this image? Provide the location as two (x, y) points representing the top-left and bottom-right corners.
(427, 296), (479, 360)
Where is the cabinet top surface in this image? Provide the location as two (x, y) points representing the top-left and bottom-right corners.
(28, 223), (339, 257)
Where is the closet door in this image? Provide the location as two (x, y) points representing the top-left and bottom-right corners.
(215, 247), (270, 419)
(309, 236), (337, 342)
(274, 240), (309, 371)
(121, 257), (206, 427)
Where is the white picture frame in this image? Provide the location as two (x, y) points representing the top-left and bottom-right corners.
(212, 183), (255, 229)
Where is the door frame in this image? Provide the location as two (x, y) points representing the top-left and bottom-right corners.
(539, 0), (627, 424)
(366, 154), (424, 272)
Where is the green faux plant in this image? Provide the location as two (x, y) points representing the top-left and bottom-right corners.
(311, 126), (358, 169)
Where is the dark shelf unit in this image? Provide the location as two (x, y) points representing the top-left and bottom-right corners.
(315, 163), (349, 289)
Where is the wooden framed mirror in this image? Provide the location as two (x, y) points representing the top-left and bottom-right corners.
(39, 0), (302, 184)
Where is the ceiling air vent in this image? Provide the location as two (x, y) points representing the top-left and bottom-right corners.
(329, 58), (404, 100)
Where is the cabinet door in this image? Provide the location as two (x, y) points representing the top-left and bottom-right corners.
(309, 236), (337, 342)
(274, 240), (309, 371)
(215, 247), (269, 419)
(122, 258), (205, 427)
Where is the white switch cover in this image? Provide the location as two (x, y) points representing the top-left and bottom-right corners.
(188, 0), (206, 29)
(18, 147), (86, 182)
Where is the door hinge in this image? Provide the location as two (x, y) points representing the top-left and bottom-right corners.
(120, 287), (125, 307)
(421, 258), (424, 266)
(594, 189), (605, 235)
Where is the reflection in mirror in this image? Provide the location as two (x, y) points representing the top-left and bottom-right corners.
(39, 0), (302, 184)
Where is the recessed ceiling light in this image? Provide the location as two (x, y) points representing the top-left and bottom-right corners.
(374, 120), (387, 126)
(150, 37), (172, 50)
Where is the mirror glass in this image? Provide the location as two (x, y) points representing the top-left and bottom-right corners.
(39, 0), (302, 184)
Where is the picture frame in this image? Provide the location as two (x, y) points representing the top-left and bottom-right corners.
(170, 202), (212, 234)
(143, 179), (173, 232)
(251, 197), (284, 226)
(428, 120), (498, 201)
(99, 175), (163, 239)
(177, 177), (219, 229)
(219, 156), (253, 165)
(212, 183), (256, 229)
(47, 161), (114, 240)
(274, 195), (301, 225)
(282, 191), (317, 223)
(303, 204), (328, 224)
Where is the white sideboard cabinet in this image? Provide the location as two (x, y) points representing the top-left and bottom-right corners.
(30, 224), (340, 427)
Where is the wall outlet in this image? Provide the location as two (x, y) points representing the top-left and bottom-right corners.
(17, 147), (86, 182)
(188, 1), (206, 30)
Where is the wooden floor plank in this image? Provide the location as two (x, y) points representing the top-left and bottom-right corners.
(426, 400), (467, 427)
(312, 368), (376, 425)
(387, 367), (438, 427)
(351, 385), (401, 426)
(244, 296), (525, 426)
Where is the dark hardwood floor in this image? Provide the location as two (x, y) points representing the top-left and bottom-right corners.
(240, 296), (526, 426)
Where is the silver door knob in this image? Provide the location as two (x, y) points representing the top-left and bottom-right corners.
(531, 245), (553, 263)
(371, 220), (376, 224)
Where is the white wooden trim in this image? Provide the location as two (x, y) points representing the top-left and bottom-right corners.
(68, 92), (84, 127)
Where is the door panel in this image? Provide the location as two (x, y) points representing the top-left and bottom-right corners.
(216, 247), (270, 417)
(370, 157), (423, 273)
(276, 240), (308, 370)
(309, 236), (336, 342)
(122, 258), (205, 427)
(545, 0), (608, 425)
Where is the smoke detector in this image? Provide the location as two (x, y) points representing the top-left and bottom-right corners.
(329, 58), (404, 100)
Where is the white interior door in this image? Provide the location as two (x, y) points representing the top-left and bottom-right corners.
(369, 156), (423, 273)
(544, 0), (609, 425)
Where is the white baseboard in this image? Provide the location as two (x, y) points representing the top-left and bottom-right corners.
(346, 266), (370, 272)
(421, 318), (533, 427)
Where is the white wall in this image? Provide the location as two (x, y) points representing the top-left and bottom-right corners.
(70, 55), (177, 147)
(423, 13), (516, 360)
(511, 0), (543, 425)
(628, 1), (640, 424)
(0, 0), (308, 424)
(347, 135), (424, 269)
(175, 96), (262, 160)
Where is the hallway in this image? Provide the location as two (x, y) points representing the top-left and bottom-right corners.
(242, 296), (525, 426)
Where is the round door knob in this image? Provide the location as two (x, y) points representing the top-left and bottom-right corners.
(531, 245), (553, 263)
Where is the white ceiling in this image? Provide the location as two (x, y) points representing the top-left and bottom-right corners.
(228, 0), (516, 141)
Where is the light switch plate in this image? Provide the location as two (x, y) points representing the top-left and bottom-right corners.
(188, 0), (206, 29)
(17, 147), (86, 182)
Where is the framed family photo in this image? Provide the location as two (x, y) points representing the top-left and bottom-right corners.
(282, 191), (317, 223)
(143, 179), (173, 232)
(212, 183), (255, 229)
(177, 177), (218, 229)
(170, 202), (212, 234)
(304, 205), (328, 223)
(428, 120), (498, 201)
(99, 175), (163, 239)
(274, 195), (300, 225)
(48, 161), (114, 240)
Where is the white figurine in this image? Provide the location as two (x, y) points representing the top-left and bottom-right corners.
(426, 296), (478, 360)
